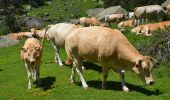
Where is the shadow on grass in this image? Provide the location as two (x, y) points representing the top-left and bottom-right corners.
(34, 76), (56, 91)
(0, 69), (3, 71)
(83, 62), (102, 73)
(77, 81), (163, 96)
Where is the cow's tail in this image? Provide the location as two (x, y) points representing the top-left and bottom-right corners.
(40, 25), (52, 49)
(65, 40), (73, 65)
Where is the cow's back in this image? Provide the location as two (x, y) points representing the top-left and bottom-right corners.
(47, 23), (81, 47)
(66, 26), (138, 64)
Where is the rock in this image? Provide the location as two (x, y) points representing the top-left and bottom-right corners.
(47, 1), (52, 5)
(0, 36), (19, 47)
(25, 17), (45, 28)
(95, 6), (128, 20)
(86, 8), (104, 17)
(69, 19), (79, 24)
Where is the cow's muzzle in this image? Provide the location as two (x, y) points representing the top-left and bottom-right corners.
(146, 80), (154, 85)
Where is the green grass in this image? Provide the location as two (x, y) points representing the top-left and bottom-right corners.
(0, 37), (170, 100)
(29, 0), (99, 23)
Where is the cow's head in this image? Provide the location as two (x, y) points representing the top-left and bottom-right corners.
(21, 45), (42, 64)
(132, 56), (155, 85)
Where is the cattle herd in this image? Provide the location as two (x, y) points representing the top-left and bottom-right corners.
(5, 4), (170, 92)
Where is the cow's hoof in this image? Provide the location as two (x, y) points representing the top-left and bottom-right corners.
(82, 66), (86, 71)
(65, 60), (72, 65)
(28, 86), (32, 90)
(83, 85), (88, 90)
(123, 86), (129, 92)
(70, 80), (75, 84)
(83, 86), (88, 90)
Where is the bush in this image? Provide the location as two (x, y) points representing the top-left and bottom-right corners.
(0, 21), (9, 36)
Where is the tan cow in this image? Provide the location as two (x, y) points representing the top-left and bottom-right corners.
(6, 32), (32, 40)
(160, 20), (170, 27)
(21, 38), (42, 89)
(105, 14), (127, 24)
(65, 26), (155, 92)
(141, 23), (165, 36)
(30, 28), (48, 39)
(131, 24), (145, 35)
(118, 19), (133, 28)
(79, 17), (103, 26)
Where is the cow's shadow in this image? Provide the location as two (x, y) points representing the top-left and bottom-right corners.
(83, 62), (102, 73)
(34, 76), (56, 91)
(0, 69), (3, 71)
(76, 80), (163, 96)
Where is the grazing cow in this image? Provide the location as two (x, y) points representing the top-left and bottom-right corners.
(45, 23), (82, 66)
(105, 14), (127, 24)
(79, 17), (104, 26)
(65, 26), (155, 92)
(118, 19), (134, 28)
(134, 5), (166, 25)
(21, 38), (42, 89)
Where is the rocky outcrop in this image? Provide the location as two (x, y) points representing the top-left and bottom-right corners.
(95, 6), (128, 20)
(0, 36), (19, 47)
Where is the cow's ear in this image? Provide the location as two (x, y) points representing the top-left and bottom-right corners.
(21, 47), (27, 52)
(35, 46), (40, 51)
(135, 59), (143, 68)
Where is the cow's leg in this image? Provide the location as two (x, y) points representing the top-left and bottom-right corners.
(35, 63), (41, 85)
(25, 63), (32, 90)
(51, 42), (63, 66)
(102, 67), (109, 89)
(75, 58), (88, 89)
(119, 69), (129, 92)
(65, 55), (73, 65)
(70, 61), (76, 83)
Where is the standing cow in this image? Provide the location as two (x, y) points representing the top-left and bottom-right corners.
(21, 38), (42, 89)
(45, 23), (82, 66)
(134, 5), (166, 26)
(65, 26), (156, 92)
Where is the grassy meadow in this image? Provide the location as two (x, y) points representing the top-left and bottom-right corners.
(0, 0), (170, 99)
(0, 32), (170, 99)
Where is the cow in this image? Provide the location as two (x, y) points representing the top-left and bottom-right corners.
(166, 5), (170, 13)
(160, 20), (170, 28)
(118, 19), (134, 28)
(43, 23), (82, 66)
(134, 5), (166, 26)
(79, 17), (105, 27)
(128, 12), (134, 19)
(105, 14), (127, 24)
(141, 23), (166, 36)
(131, 25), (145, 35)
(6, 32), (32, 40)
(21, 38), (42, 90)
(65, 26), (156, 92)
(30, 28), (48, 39)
